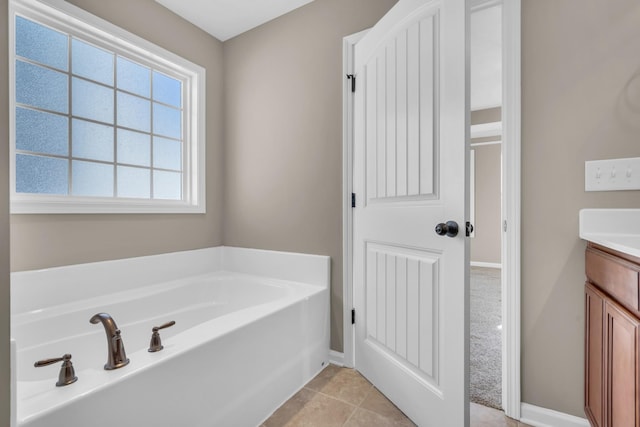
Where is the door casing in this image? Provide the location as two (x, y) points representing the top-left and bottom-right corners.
(340, 0), (522, 420)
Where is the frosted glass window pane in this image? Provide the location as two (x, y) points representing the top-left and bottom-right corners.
(153, 103), (181, 139)
(153, 71), (181, 107)
(117, 57), (150, 97)
(153, 137), (181, 171)
(72, 160), (113, 197)
(118, 129), (150, 166)
(72, 119), (113, 162)
(117, 166), (150, 199)
(72, 78), (113, 123)
(118, 92), (150, 132)
(16, 107), (68, 156)
(16, 60), (68, 113)
(72, 39), (114, 86)
(16, 16), (68, 71)
(153, 170), (181, 200)
(16, 154), (68, 195)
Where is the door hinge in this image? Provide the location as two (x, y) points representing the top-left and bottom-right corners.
(346, 74), (356, 92)
(503, 220), (507, 232)
(351, 193), (356, 208)
(351, 308), (356, 324)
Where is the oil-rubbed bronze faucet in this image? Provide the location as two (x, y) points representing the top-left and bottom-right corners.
(34, 353), (78, 386)
(90, 313), (130, 370)
(148, 320), (176, 352)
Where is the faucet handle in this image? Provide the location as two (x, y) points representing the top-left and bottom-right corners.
(148, 320), (176, 352)
(34, 353), (78, 387)
(153, 320), (176, 332)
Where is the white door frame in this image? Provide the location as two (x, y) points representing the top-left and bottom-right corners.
(341, 0), (522, 420)
(499, 0), (522, 419)
(340, 27), (367, 370)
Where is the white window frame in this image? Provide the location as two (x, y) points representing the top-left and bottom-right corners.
(9, 0), (206, 214)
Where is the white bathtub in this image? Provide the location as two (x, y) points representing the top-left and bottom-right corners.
(11, 247), (330, 427)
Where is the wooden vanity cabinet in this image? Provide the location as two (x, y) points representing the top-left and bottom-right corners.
(585, 243), (640, 427)
(585, 283), (605, 427)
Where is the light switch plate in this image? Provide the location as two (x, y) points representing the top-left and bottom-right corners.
(585, 157), (640, 191)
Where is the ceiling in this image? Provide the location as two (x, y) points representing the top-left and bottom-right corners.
(155, 0), (502, 111)
(154, 0), (314, 42)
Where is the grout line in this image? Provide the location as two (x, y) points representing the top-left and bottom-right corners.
(359, 406), (399, 421)
(342, 404), (358, 426)
(358, 384), (376, 408)
(310, 387), (362, 407)
(302, 385), (360, 426)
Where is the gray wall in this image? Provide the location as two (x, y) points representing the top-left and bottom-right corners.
(10, 0), (225, 272)
(223, 0), (398, 352)
(470, 144), (501, 264)
(522, 0), (640, 416)
(470, 108), (501, 264)
(1, 0), (10, 423)
(471, 106), (501, 124)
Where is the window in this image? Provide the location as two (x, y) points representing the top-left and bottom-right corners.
(9, 0), (206, 213)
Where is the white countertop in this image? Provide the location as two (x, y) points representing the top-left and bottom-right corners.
(579, 209), (640, 258)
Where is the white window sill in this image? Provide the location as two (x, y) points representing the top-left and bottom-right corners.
(11, 195), (205, 214)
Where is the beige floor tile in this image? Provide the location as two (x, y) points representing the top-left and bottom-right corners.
(345, 407), (419, 427)
(470, 402), (519, 427)
(359, 387), (415, 426)
(266, 367), (534, 427)
(305, 366), (373, 406)
(263, 387), (355, 427)
(305, 364), (342, 390)
(263, 388), (317, 427)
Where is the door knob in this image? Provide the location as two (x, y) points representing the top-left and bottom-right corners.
(435, 221), (459, 237)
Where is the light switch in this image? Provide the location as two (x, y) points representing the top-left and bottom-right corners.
(585, 157), (640, 191)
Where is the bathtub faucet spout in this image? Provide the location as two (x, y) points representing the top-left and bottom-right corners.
(90, 313), (130, 370)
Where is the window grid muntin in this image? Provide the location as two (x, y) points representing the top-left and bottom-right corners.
(14, 15), (185, 201)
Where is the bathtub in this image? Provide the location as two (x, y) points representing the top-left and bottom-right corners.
(11, 247), (330, 427)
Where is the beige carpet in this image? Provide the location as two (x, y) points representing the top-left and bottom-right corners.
(470, 267), (502, 410)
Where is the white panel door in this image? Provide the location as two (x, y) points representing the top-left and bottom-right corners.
(352, 0), (468, 425)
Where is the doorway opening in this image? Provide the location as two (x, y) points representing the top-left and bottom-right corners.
(468, 0), (522, 420)
(469, 1), (503, 412)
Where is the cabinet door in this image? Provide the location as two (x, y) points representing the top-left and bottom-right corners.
(605, 300), (640, 427)
(586, 283), (605, 427)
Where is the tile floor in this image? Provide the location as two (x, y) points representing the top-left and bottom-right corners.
(262, 365), (532, 427)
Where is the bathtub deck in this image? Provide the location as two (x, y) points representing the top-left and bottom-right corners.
(262, 365), (532, 427)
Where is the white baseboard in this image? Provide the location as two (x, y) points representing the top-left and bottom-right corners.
(329, 350), (345, 367)
(520, 403), (589, 427)
(471, 261), (502, 269)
